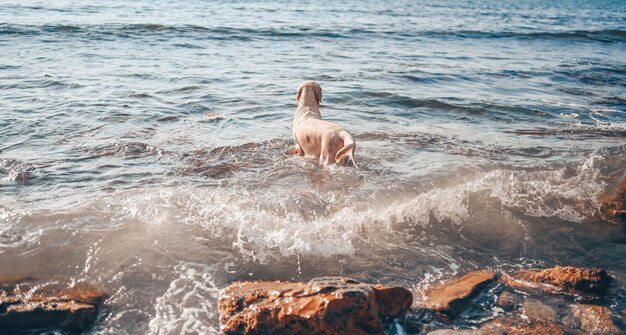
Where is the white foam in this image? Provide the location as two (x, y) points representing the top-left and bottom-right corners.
(385, 154), (605, 224)
(0, 207), (42, 250)
(381, 184), (470, 227)
(0, 152), (610, 263)
(486, 154), (605, 221)
(100, 187), (369, 262)
(148, 263), (221, 335)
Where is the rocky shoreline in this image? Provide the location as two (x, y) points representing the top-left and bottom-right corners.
(1, 178), (624, 334)
(217, 266), (623, 335)
(218, 277), (412, 334)
(0, 276), (107, 334)
(1, 266), (624, 334)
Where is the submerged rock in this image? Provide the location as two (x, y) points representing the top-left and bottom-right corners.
(522, 299), (557, 322)
(218, 276), (412, 335)
(413, 266), (620, 334)
(503, 266), (612, 295)
(401, 308), (440, 334)
(571, 304), (621, 335)
(416, 270), (497, 318)
(480, 316), (565, 335)
(0, 276), (107, 333)
(494, 291), (520, 311)
(480, 299), (565, 334)
(427, 330), (484, 335)
(599, 176), (626, 222)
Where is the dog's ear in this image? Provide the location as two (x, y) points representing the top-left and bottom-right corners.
(296, 85), (303, 103)
(314, 85), (323, 105)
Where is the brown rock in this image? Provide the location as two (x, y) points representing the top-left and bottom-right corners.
(571, 304), (622, 335)
(417, 270), (497, 317)
(427, 330), (485, 335)
(480, 316), (565, 335)
(599, 176), (626, 222)
(522, 299), (557, 321)
(218, 276), (412, 335)
(205, 112), (226, 121)
(503, 266), (612, 294)
(0, 277), (107, 333)
(480, 298), (564, 334)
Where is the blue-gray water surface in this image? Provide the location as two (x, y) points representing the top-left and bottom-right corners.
(1, 0), (626, 334)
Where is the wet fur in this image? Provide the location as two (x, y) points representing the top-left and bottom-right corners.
(292, 81), (357, 167)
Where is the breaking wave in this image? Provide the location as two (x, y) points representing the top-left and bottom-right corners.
(149, 263), (221, 335)
(0, 151), (613, 262)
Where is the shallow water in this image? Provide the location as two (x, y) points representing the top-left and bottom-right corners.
(1, 0), (626, 333)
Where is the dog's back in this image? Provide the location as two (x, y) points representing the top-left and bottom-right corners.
(292, 81), (357, 167)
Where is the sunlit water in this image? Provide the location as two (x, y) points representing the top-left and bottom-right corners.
(1, 0), (625, 333)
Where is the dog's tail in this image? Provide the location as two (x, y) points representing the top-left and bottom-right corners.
(335, 130), (358, 168)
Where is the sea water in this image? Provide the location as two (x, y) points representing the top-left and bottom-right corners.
(1, 0), (625, 333)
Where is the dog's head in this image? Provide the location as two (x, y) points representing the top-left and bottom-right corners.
(296, 81), (322, 105)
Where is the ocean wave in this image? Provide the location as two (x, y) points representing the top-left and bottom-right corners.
(349, 92), (478, 112)
(2, 149), (616, 261)
(176, 139), (288, 179)
(1, 23), (624, 42)
(148, 263), (221, 335)
(0, 158), (30, 184)
(83, 141), (164, 160)
(372, 160), (604, 229)
(0, 206), (42, 249)
(349, 92), (540, 121)
(0, 23), (352, 41)
(419, 29), (626, 42)
(505, 123), (626, 139)
(0, 77), (82, 90)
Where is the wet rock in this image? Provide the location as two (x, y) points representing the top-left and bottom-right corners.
(417, 270), (497, 318)
(494, 291), (520, 311)
(481, 296), (566, 335)
(411, 266), (619, 335)
(0, 277), (107, 333)
(401, 308), (439, 334)
(599, 176), (626, 222)
(427, 330), (485, 335)
(409, 307), (437, 323)
(571, 304), (622, 335)
(502, 266), (612, 295)
(480, 316), (565, 335)
(218, 276), (412, 335)
(204, 112), (226, 121)
(522, 299), (557, 321)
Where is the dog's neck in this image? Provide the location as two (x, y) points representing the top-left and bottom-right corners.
(295, 94), (322, 120)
